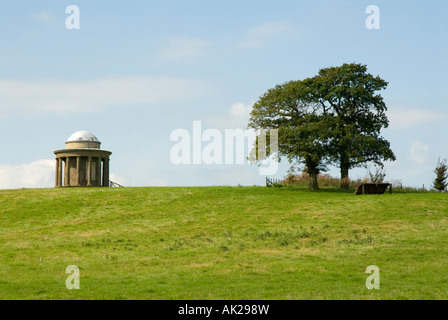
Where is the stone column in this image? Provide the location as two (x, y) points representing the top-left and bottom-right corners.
(76, 156), (80, 186)
(64, 157), (71, 186)
(103, 157), (109, 187)
(67, 157), (71, 186)
(96, 158), (101, 187)
(87, 156), (92, 187)
(58, 158), (63, 187)
(55, 158), (59, 187)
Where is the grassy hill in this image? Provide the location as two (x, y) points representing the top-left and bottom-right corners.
(0, 186), (447, 299)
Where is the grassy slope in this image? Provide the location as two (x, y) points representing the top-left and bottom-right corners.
(0, 186), (447, 300)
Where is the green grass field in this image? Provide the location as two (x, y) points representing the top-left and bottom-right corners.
(0, 186), (447, 299)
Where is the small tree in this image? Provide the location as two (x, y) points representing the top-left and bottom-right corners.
(433, 158), (448, 191)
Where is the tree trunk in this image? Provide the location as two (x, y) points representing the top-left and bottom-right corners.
(306, 156), (319, 191)
(309, 169), (319, 191)
(340, 156), (350, 190)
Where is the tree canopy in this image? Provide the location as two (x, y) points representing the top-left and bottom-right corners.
(248, 62), (396, 190)
(248, 80), (330, 190)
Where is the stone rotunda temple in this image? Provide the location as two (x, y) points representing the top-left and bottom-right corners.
(54, 131), (112, 187)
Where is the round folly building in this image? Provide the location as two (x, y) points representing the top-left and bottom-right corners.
(54, 131), (112, 187)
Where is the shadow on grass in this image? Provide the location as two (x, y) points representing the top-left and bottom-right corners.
(392, 189), (434, 194)
(272, 186), (356, 193)
(273, 186), (439, 195)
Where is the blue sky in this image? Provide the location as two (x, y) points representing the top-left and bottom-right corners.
(0, 0), (447, 188)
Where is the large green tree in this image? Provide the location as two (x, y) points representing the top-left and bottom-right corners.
(248, 63), (395, 190)
(307, 63), (395, 189)
(248, 80), (331, 190)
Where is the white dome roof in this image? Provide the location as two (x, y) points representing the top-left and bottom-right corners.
(66, 131), (100, 143)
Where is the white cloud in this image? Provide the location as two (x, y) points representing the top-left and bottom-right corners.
(155, 37), (209, 64)
(410, 140), (429, 165)
(205, 102), (253, 129)
(387, 107), (448, 129)
(32, 11), (56, 24)
(249, 21), (294, 37)
(228, 102), (252, 127)
(238, 21), (301, 49)
(0, 159), (54, 189)
(0, 76), (211, 117)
